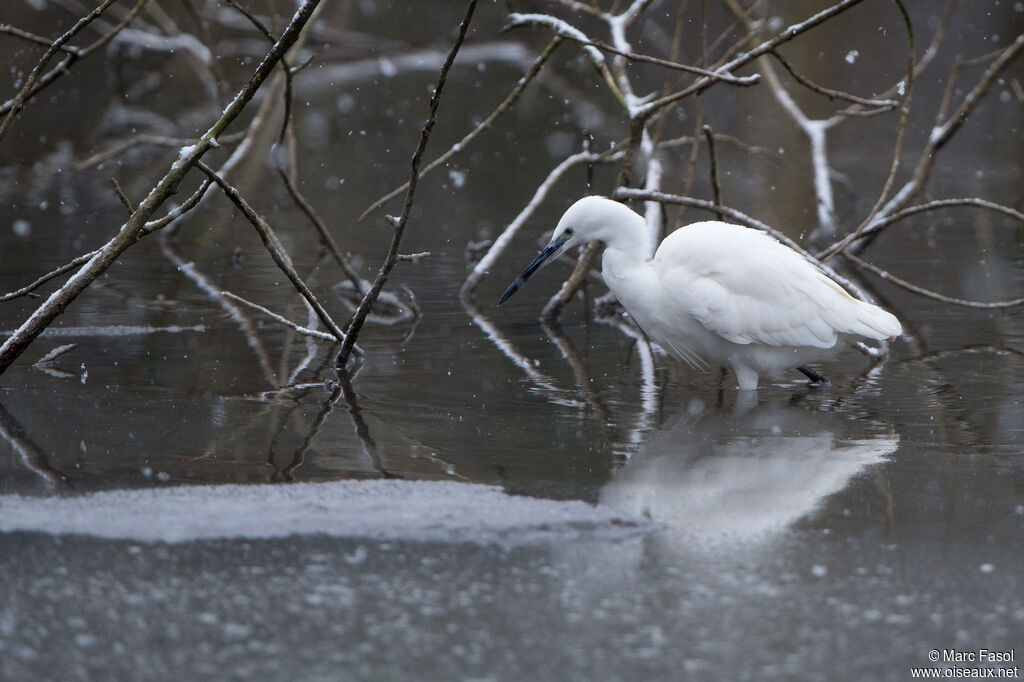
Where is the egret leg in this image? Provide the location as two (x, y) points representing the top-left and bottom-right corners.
(797, 366), (831, 386)
(733, 365), (759, 391)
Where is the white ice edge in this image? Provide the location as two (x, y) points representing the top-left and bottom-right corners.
(0, 480), (650, 544)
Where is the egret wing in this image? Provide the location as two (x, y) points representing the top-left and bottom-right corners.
(655, 223), (891, 349)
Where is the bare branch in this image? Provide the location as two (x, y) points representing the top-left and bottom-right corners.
(659, 132), (782, 163)
(542, 242), (603, 322)
(0, 177), (214, 304)
(929, 33), (1024, 155)
(505, 13), (628, 110)
(639, 0), (866, 118)
(336, 0), (477, 369)
(279, 171), (364, 291)
(863, 31), (1024, 242)
(843, 251), (1024, 309)
(196, 161), (347, 345)
(843, 0), (916, 242)
(0, 0), (117, 141)
(818, 198), (1024, 262)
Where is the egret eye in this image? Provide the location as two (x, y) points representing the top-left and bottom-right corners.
(564, 228), (574, 237)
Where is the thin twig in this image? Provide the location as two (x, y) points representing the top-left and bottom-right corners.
(0, 254), (92, 303)
(336, 0), (477, 369)
(558, 33), (760, 85)
(863, 31), (1024, 245)
(109, 178), (135, 213)
(227, 0), (364, 293)
(702, 124), (724, 221)
(835, 0), (958, 118)
(279, 171), (364, 291)
(224, 0), (296, 148)
(930, 33), (1024, 155)
(639, 0), (867, 118)
(843, 0), (915, 244)
(360, 36), (564, 221)
(770, 50), (899, 109)
(545, 0), (605, 19)
(141, 178), (214, 233)
(0, 178), (213, 303)
(504, 13), (628, 110)
(1, 178), (206, 303)
(73, 132), (245, 170)
(0, 24), (83, 53)
(659, 132), (783, 163)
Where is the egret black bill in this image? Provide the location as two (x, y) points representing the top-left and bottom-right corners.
(497, 232), (571, 305)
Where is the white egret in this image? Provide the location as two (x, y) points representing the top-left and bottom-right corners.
(498, 196), (901, 390)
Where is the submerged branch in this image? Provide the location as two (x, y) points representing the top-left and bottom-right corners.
(220, 291), (341, 343)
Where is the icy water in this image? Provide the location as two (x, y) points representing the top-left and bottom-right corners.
(1, 1), (1023, 680)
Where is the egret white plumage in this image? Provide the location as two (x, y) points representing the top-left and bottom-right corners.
(498, 196), (901, 390)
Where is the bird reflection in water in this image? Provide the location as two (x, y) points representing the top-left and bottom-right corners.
(601, 401), (898, 546)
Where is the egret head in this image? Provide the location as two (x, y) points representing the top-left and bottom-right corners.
(497, 196), (628, 305)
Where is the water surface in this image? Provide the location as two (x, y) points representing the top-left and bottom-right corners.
(1, 1), (1022, 680)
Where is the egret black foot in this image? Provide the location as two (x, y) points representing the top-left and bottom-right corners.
(797, 366), (831, 386)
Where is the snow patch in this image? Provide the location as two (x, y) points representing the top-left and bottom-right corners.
(0, 480), (648, 544)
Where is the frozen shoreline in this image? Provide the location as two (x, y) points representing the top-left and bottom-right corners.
(0, 479), (650, 544)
